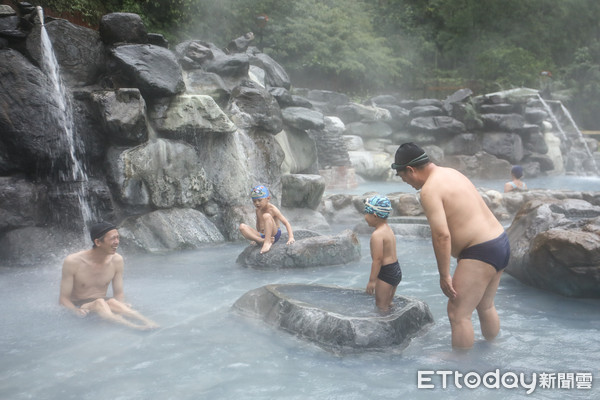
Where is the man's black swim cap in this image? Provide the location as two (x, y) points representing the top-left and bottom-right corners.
(90, 221), (117, 243)
(392, 142), (430, 171)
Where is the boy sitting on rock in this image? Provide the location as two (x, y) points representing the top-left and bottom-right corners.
(364, 195), (402, 312)
(239, 185), (295, 254)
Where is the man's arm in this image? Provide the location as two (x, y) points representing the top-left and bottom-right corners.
(111, 254), (125, 302)
(419, 188), (457, 299)
(366, 231), (383, 295)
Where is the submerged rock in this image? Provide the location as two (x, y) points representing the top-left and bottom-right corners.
(236, 229), (360, 269)
(232, 283), (434, 353)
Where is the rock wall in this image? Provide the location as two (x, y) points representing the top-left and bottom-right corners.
(0, 7), (597, 264)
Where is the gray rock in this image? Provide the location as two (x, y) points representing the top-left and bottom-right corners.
(106, 139), (211, 208)
(232, 283), (434, 353)
(506, 198), (600, 298)
(27, 19), (106, 87)
(110, 44), (185, 98)
(149, 94), (236, 140)
(90, 89), (148, 145)
(282, 107), (325, 131)
(227, 80), (283, 134)
(99, 13), (148, 45)
(236, 229), (360, 269)
(119, 208), (225, 253)
(281, 174), (325, 210)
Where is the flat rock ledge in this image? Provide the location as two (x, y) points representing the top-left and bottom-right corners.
(236, 229), (361, 269)
(232, 283), (434, 353)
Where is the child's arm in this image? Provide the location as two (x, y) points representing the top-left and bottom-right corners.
(273, 206), (295, 244)
(367, 231), (383, 295)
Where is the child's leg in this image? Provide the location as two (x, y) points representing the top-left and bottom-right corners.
(260, 213), (275, 253)
(239, 223), (263, 244)
(375, 280), (396, 312)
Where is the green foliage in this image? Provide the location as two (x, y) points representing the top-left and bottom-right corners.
(34, 0), (600, 124)
(264, 0), (405, 92)
(475, 46), (550, 90)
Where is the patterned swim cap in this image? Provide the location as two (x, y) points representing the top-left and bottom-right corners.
(250, 185), (270, 199)
(364, 195), (392, 219)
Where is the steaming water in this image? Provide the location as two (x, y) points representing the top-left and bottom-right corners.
(1, 177), (598, 399)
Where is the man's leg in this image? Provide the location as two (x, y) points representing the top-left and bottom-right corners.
(447, 259), (498, 349)
(106, 298), (159, 329)
(476, 270), (503, 340)
(81, 298), (149, 330)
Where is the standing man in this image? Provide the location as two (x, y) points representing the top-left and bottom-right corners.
(59, 221), (158, 330)
(392, 143), (509, 349)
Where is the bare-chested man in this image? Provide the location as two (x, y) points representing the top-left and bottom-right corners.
(392, 143), (510, 349)
(59, 221), (158, 331)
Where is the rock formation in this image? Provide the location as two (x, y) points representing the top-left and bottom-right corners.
(232, 283), (434, 353)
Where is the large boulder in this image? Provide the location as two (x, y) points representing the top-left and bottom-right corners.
(27, 19), (106, 87)
(0, 49), (75, 175)
(281, 174), (325, 210)
(90, 89), (148, 145)
(118, 208), (225, 253)
(232, 283), (434, 353)
(106, 139), (211, 208)
(506, 198), (600, 298)
(149, 94), (236, 141)
(99, 13), (147, 45)
(227, 80), (283, 134)
(236, 229), (360, 269)
(110, 44), (185, 98)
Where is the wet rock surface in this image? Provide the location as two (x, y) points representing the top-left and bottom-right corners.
(236, 229), (360, 269)
(232, 283), (434, 353)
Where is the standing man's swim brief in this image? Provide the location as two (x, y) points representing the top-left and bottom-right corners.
(260, 228), (282, 243)
(378, 260), (403, 286)
(457, 231), (510, 271)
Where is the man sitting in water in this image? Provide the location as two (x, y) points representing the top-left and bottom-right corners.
(239, 185), (295, 254)
(59, 221), (159, 331)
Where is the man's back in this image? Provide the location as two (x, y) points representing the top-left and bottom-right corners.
(421, 166), (504, 257)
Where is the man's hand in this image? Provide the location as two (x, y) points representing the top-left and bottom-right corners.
(75, 308), (89, 318)
(366, 281), (376, 295)
(440, 275), (457, 299)
(286, 237), (295, 245)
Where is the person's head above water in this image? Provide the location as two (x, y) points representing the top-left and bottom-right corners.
(364, 195), (392, 219)
(511, 165), (524, 179)
(391, 142), (430, 172)
(250, 185), (270, 199)
(90, 221), (117, 244)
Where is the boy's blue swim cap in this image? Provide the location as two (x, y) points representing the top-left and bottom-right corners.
(364, 195), (392, 219)
(250, 185), (270, 199)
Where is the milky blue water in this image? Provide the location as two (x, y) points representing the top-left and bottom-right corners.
(1, 177), (599, 399)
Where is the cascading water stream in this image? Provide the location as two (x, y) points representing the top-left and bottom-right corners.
(36, 6), (94, 236)
(559, 102), (599, 174)
(536, 94), (568, 142)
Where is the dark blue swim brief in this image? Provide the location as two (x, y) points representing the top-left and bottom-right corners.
(457, 231), (511, 271)
(260, 228), (282, 243)
(378, 260), (402, 287)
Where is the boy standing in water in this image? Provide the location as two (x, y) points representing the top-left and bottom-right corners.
(364, 195), (402, 312)
(239, 185), (295, 253)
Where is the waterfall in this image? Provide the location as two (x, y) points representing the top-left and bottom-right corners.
(559, 103), (599, 174)
(36, 6), (94, 236)
(536, 94), (598, 175)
